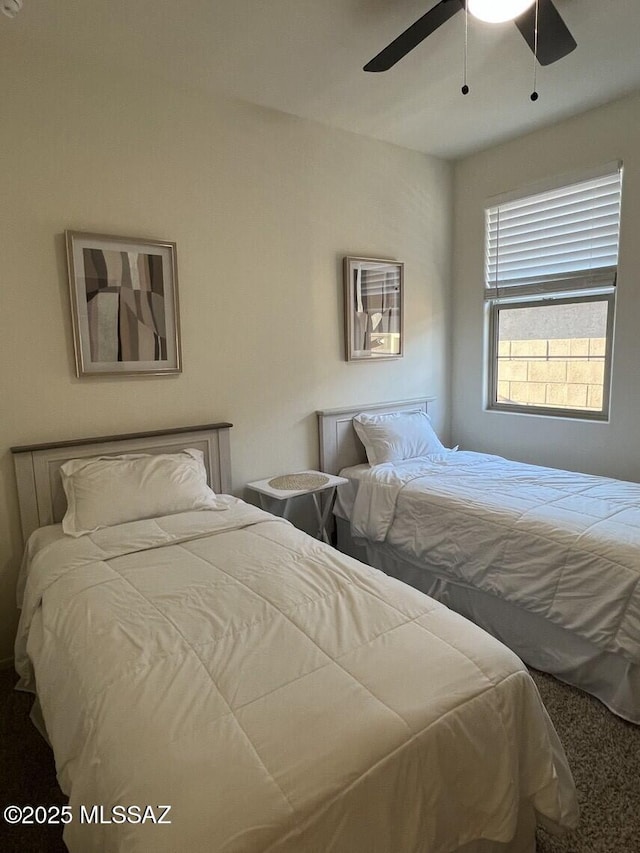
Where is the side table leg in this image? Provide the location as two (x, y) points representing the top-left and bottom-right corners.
(258, 494), (290, 519)
(312, 488), (336, 544)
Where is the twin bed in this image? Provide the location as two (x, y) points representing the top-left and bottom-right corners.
(11, 422), (577, 852)
(318, 398), (640, 726)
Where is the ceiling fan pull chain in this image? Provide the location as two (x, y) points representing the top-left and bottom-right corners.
(530, 0), (540, 101)
(461, 0), (470, 95)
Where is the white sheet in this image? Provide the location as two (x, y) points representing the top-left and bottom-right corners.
(16, 497), (577, 852)
(347, 452), (640, 666)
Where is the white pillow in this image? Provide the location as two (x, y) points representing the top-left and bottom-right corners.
(353, 409), (447, 465)
(60, 448), (222, 537)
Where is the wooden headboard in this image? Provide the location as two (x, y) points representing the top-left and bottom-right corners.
(11, 422), (232, 544)
(316, 398), (434, 475)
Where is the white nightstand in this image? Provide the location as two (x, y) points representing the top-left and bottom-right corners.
(247, 470), (349, 544)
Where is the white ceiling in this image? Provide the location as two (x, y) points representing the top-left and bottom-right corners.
(5, 0), (640, 159)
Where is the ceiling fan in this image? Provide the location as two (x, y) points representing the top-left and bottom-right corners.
(364, 0), (577, 72)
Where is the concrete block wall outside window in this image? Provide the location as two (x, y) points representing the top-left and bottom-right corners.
(497, 338), (605, 411)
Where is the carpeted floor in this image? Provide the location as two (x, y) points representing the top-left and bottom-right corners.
(0, 666), (638, 852)
(0, 668), (67, 853)
(530, 669), (640, 852)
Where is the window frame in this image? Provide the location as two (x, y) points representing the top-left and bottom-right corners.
(487, 291), (615, 420)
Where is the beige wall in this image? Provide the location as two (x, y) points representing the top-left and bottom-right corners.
(0, 37), (452, 662)
(452, 92), (640, 479)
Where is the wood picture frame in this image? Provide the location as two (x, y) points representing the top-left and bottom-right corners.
(65, 230), (182, 377)
(343, 256), (404, 362)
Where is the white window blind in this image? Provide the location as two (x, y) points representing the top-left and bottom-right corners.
(485, 165), (622, 297)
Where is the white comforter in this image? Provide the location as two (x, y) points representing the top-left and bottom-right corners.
(349, 452), (640, 663)
(16, 497), (577, 853)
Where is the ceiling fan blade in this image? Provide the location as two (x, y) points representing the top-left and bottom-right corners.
(364, 0), (464, 72)
(514, 0), (577, 66)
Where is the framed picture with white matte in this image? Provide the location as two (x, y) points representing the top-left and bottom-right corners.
(65, 231), (182, 377)
(344, 256), (404, 362)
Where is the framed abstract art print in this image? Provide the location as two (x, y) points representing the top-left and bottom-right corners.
(344, 256), (403, 362)
(65, 231), (182, 377)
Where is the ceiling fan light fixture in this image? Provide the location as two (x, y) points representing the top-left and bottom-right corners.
(468, 0), (535, 24)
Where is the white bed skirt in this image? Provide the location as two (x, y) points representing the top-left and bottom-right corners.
(456, 803), (536, 853)
(337, 518), (640, 725)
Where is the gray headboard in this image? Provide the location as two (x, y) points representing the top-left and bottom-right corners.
(316, 398), (434, 475)
(11, 422), (232, 544)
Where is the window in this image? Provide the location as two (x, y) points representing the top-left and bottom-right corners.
(485, 163), (622, 419)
